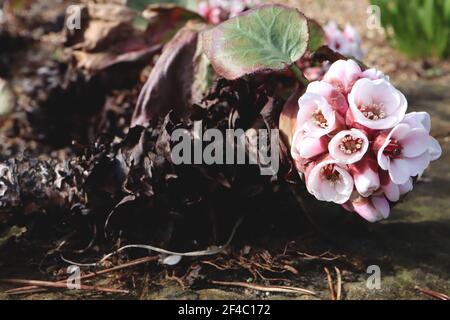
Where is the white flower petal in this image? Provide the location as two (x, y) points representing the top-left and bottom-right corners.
(354, 170), (380, 197)
(362, 68), (389, 81)
(403, 112), (431, 132)
(398, 178), (413, 195)
(372, 195), (390, 219)
(428, 136), (442, 161)
(382, 180), (400, 202)
(353, 198), (384, 222)
(390, 123), (411, 141)
(298, 136), (328, 159)
(407, 152), (430, 177)
(377, 151), (390, 171)
(389, 158), (410, 184)
(400, 128), (430, 158)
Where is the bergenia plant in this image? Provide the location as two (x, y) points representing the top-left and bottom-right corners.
(291, 59), (441, 222)
(201, 4), (441, 223)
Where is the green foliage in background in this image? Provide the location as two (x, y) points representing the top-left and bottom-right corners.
(372, 0), (450, 59)
(127, 0), (198, 12)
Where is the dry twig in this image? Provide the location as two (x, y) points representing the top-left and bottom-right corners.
(1, 278), (129, 294)
(6, 256), (158, 295)
(334, 267), (342, 300)
(415, 285), (450, 300)
(324, 267), (336, 300)
(211, 280), (317, 296)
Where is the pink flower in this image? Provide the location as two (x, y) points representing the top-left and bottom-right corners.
(199, 0), (257, 23)
(306, 159), (354, 204)
(346, 194), (390, 222)
(306, 81), (349, 116)
(328, 129), (369, 164)
(348, 78), (407, 130)
(362, 68), (389, 81)
(348, 156), (380, 197)
(304, 67), (325, 82)
(198, 1), (228, 24)
(323, 59), (362, 95)
(374, 122), (430, 184)
(198, 1), (211, 17)
(324, 22), (364, 60)
(380, 171), (413, 202)
(343, 24), (364, 59)
(291, 129), (329, 160)
(297, 92), (343, 138)
(343, 24), (361, 43)
(324, 22), (350, 54)
(402, 112), (442, 161)
(228, 0), (248, 17)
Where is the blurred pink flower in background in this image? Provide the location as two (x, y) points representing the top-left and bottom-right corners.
(324, 21), (364, 60)
(198, 0), (259, 24)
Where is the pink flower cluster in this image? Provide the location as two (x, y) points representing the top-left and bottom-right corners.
(198, 0), (258, 24)
(324, 22), (364, 60)
(291, 60), (441, 222)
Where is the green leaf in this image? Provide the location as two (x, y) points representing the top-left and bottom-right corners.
(444, 0), (450, 19)
(421, 0), (435, 41)
(201, 5), (309, 80)
(0, 226), (27, 250)
(127, 0), (197, 12)
(307, 19), (324, 52)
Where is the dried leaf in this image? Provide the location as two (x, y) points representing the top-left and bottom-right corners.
(142, 4), (203, 45)
(67, 4), (200, 73)
(67, 4), (136, 52)
(161, 254), (182, 265)
(279, 86), (301, 147)
(0, 78), (15, 116)
(131, 23), (206, 127)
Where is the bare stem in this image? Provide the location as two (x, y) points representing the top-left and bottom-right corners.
(289, 64), (308, 87)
